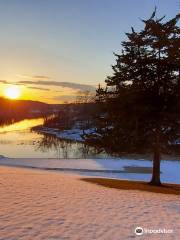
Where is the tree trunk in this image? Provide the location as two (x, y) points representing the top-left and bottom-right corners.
(150, 133), (161, 186)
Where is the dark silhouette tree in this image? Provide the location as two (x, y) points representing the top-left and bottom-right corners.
(85, 9), (180, 186)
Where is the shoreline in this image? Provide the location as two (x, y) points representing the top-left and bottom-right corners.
(0, 156), (180, 184)
(32, 125), (87, 142)
(32, 126), (180, 161)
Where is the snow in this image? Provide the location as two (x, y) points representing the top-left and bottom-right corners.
(35, 127), (95, 142)
(0, 157), (179, 184)
(0, 166), (179, 240)
(36, 126), (180, 151)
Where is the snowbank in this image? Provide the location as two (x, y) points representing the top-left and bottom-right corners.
(33, 126), (95, 142)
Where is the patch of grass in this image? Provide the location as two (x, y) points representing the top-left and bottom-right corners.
(81, 178), (180, 195)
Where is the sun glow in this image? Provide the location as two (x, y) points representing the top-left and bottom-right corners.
(4, 86), (21, 99)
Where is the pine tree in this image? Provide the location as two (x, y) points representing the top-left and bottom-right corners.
(86, 10), (180, 185)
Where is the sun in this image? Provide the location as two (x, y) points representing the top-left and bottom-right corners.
(4, 86), (21, 100)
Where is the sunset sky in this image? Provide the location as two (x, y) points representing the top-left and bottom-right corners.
(0, 0), (178, 103)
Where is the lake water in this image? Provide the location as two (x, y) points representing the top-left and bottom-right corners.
(0, 118), (109, 158)
(0, 118), (179, 183)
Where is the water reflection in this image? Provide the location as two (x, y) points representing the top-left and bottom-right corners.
(35, 132), (107, 159)
(0, 118), (44, 133)
(0, 117), (109, 158)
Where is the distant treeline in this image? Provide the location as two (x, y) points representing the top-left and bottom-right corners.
(42, 102), (100, 130)
(0, 97), (52, 126)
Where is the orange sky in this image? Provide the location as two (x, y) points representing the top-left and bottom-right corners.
(0, 0), (177, 103)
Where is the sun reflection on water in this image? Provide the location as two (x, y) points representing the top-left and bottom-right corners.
(0, 118), (44, 133)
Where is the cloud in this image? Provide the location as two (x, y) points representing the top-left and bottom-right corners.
(0, 80), (8, 84)
(52, 91), (95, 103)
(0, 80), (16, 85)
(27, 86), (50, 91)
(0, 80), (20, 85)
(52, 95), (77, 103)
(17, 74), (50, 80)
(18, 80), (96, 92)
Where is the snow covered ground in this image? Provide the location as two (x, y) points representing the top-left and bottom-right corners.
(0, 166), (179, 240)
(35, 127), (94, 142)
(0, 156), (179, 184)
